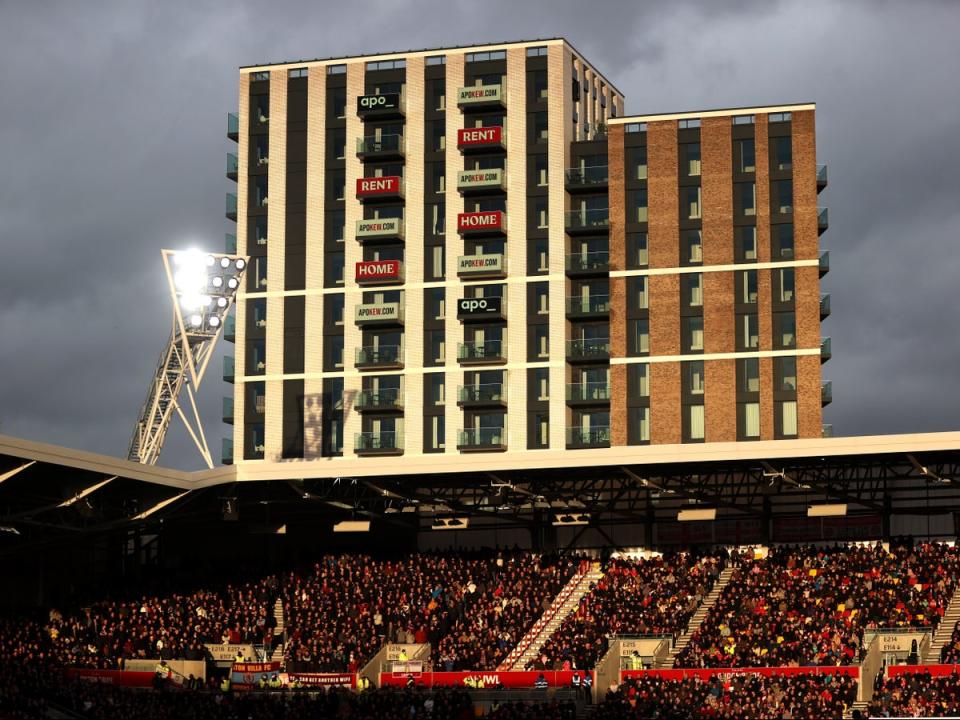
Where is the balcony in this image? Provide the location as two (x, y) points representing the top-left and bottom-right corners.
(356, 217), (404, 244)
(457, 210), (506, 237)
(566, 295), (610, 318)
(817, 164), (828, 192)
(457, 253), (507, 280)
(818, 207), (829, 235)
(566, 382), (611, 406)
(567, 338), (610, 363)
(225, 233), (237, 254)
(224, 314), (236, 343)
(457, 84), (505, 111)
(356, 176), (404, 202)
(227, 153), (238, 181)
(566, 208), (609, 235)
(457, 168), (506, 195)
(221, 438), (234, 466)
(355, 302), (403, 326)
(565, 165), (609, 192)
(821, 337), (831, 363)
(566, 251), (610, 277)
(227, 112), (239, 141)
(356, 260), (403, 285)
(457, 126), (505, 153)
(457, 427), (507, 452)
(356, 92), (405, 120)
(355, 431), (403, 456)
(822, 381), (833, 407)
(458, 341), (506, 365)
(226, 193), (237, 221)
(223, 355), (235, 383)
(820, 294), (831, 320)
(458, 383), (507, 408)
(357, 134), (405, 161)
(222, 397), (234, 425)
(819, 250), (830, 277)
(566, 426), (611, 449)
(355, 345), (403, 370)
(356, 388), (403, 413)
(822, 423), (834, 438)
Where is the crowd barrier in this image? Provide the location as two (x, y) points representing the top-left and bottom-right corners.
(620, 666), (860, 682)
(886, 664), (960, 678)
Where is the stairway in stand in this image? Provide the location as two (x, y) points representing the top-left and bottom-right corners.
(270, 597), (286, 663)
(660, 566), (736, 668)
(923, 584), (960, 664)
(499, 562), (606, 671)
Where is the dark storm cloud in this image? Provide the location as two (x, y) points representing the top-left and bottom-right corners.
(0, 0), (958, 469)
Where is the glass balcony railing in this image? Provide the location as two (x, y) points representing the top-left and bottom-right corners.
(357, 134), (405, 156)
(226, 193), (237, 221)
(225, 233), (237, 254)
(458, 341), (505, 363)
(226, 153), (238, 181)
(458, 383), (506, 404)
(221, 438), (234, 465)
(566, 426), (611, 447)
(822, 381), (833, 406)
(357, 388), (403, 411)
(566, 208), (610, 233)
(566, 295), (611, 316)
(227, 112), (239, 141)
(817, 164), (828, 189)
(224, 314), (236, 343)
(565, 165), (609, 187)
(820, 294), (831, 319)
(818, 207), (829, 233)
(222, 397), (234, 425)
(566, 338), (611, 360)
(356, 345), (403, 367)
(822, 423), (834, 438)
(819, 250), (830, 277)
(821, 337), (831, 362)
(355, 431), (402, 453)
(566, 382), (611, 403)
(223, 356), (235, 383)
(458, 427), (506, 450)
(566, 251), (610, 274)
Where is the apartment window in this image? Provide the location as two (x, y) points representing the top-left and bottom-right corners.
(252, 216), (268, 246)
(534, 154), (548, 186)
(329, 128), (346, 160)
(633, 189), (648, 223)
(778, 400), (798, 437)
(427, 287), (445, 319)
(327, 210), (345, 243)
(430, 162), (445, 194)
(687, 405), (706, 442)
(531, 70), (548, 100)
(327, 64), (346, 75)
(426, 55), (446, 66)
(534, 326), (549, 358)
(773, 224), (794, 259)
(428, 415), (445, 451)
(532, 112), (548, 143)
(466, 50), (506, 62)
(625, 123), (647, 133)
(684, 230), (703, 264)
(683, 316), (704, 352)
(776, 356), (797, 391)
(430, 202), (445, 236)
(679, 118), (701, 129)
(740, 270), (758, 304)
(329, 86), (346, 118)
(326, 251), (344, 286)
(632, 319), (650, 355)
(253, 256), (268, 289)
(683, 143), (702, 177)
(736, 226), (757, 262)
(431, 120), (446, 151)
(429, 374), (445, 405)
(685, 186), (701, 220)
(735, 138), (756, 173)
(740, 313), (759, 349)
(773, 136), (793, 171)
(773, 180), (793, 214)
(288, 67), (308, 78)
(685, 360), (705, 396)
(627, 233), (648, 268)
(251, 71), (270, 81)
(427, 330), (445, 364)
(330, 169), (345, 201)
(778, 268), (795, 303)
(738, 357), (760, 393)
(685, 273), (703, 307)
(630, 277), (648, 310)
(366, 59), (406, 71)
(630, 407), (650, 444)
(741, 402), (761, 439)
(534, 368), (549, 401)
(736, 182), (756, 216)
(770, 112), (792, 123)
(252, 175), (268, 207)
(628, 363), (649, 398)
(732, 114), (755, 125)
(428, 80), (446, 112)
(534, 283), (549, 314)
(526, 46), (548, 57)
(327, 294), (344, 325)
(326, 336), (344, 369)
(535, 199), (548, 229)
(629, 146), (648, 180)
(775, 312), (796, 349)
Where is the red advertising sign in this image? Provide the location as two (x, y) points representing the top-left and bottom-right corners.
(457, 211), (504, 233)
(65, 669), (157, 687)
(620, 667), (859, 683)
(356, 260), (401, 282)
(886, 665), (960, 678)
(283, 672), (356, 688)
(458, 126), (503, 147)
(380, 670), (592, 689)
(357, 176), (401, 197)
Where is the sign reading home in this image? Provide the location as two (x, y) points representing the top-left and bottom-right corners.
(356, 260), (402, 282)
(458, 126), (503, 147)
(355, 302), (401, 322)
(457, 85), (502, 105)
(457, 168), (504, 190)
(357, 176), (402, 198)
(356, 93), (401, 115)
(457, 211), (504, 233)
(457, 296), (503, 318)
(457, 254), (504, 275)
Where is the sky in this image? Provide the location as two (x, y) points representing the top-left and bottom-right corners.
(0, 0), (958, 470)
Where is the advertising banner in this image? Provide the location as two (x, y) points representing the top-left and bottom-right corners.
(457, 211), (504, 233)
(620, 667), (859, 683)
(231, 661), (281, 689)
(457, 85), (502, 105)
(357, 176), (402, 197)
(458, 126), (503, 147)
(281, 672), (356, 688)
(457, 296), (503, 319)
(380, 670), (593, 689)
(355, 303), (402, 322)
(457, 254), (504, 275)
(886, 664), (960, 678)
(65, 669), (157, 687)
(457, 168), (504, 190)
(356, 217), (402, 239)
(357, 93), (401, 115)
(356, 260), (402, 282)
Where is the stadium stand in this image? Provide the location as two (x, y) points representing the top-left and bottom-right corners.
(677, 542), (960, 668)
(940, 622), (960, 663)
(869, 669), (960, 718)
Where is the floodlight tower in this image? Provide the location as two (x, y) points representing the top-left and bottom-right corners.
(127, 249), (247, 468)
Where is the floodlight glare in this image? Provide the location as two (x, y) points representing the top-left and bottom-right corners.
(173, 251), (208, 295)
(227, 278), (239, 289)
(188, 314), (202, 327)
(208, 316), (221, 328)
(220, 257), (231, 269)
(205, 255), (216, 267)
(216, 297), (228, 308)
(235, 259), (246, 270)
(211, 276), (224, 288)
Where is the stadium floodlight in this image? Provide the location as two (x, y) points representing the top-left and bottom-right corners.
(807, 503), (847, 517)
(126, 249), (248, 469)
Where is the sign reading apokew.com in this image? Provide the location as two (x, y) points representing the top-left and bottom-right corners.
(457, 254), (504, 275)
(356, 217), (402, 238)
(355, 302), (402, 322)
(356, 93), (401, 115)
(457, 296), (503, 318)
(457, 168), (504, 190)
(457, 85), (502, 105)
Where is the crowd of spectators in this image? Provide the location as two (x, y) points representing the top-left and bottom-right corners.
(939, 620), (960, 663)
(529, 552), (723, 670)
(435, 554), (579, 670)
(591, 672), (857, 719)
(869, 669), (960, 718)
(678, 542), (960, 668)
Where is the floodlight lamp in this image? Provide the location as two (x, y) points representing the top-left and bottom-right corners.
(173, 251), (208, 294)
(220, 257), (231, 269)
(235, 259), (246, 270)
(205, 255), (216, 267)
(227, 278), (239, 289)
(188, 314), (203, 327)
(211, 276), (224, 288)
(216, 297), (228, 308)
(208, 316), (221, 328)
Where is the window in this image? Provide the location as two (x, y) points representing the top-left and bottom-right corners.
(769, 112), (792, 123)
(735, 138), (756, 173)
(329, 86), (346, 118)
(253, 175), (268, 207)
(683, 143), (702, 177)
(331, 169), (345, 201)
(535, 199), (548, 229)
(466, 50), (506, 62)
(740, 270), (758, 304)
(630, 407), (650, 443)
(735, 226), (757, 262)
(329, 128), (346, 160)
(526, 46), (548, 57)
(779, 400), (798, 437)
(532, 238), (549, 273)
(775, 312), (796, 349)
(684, 316), (704, 352)
(531, 70), (548, 101)
(633, 188), (648, 223)
(328, 294), (344, 325)
(252, 216), (268, 246)
(773, 136), (792, 170)
(685, 186), (701, 220)
(625, 123), (647, 133)
(773, 224), (794, 259)
(430, 162), (445, 194)
(778, 268), (795, 302)
(366, 59), (406, 71)
(776, 356), (797, 391)
(738, 357), (760, 393)
(426, 55), (446, 65)
(631, 277), (648, 310)
(534, 154), (548, 186)
(532, 112), (548, 143)
(251, 71), (270, 82)
(774, 180), (793, 214)
(686, 273), (703, 307)
(534, 283), (549, 314)
(687, 405), (705, 442)
(427, 287), (445, 319)
(430, 202), (445, 236)
(326, 64), (346, 75)
(629, 363), (649, 398)
(324, 251), (344, 286)
(253, 256), (268, 289)
(732, 114), (755, 125)
(288, 67), (308, 78)
(742, 402), (760, 438)
(430, 245), (445, 279)
(534, 326), (549, 358)
(327, 210), (345, 242)
(429, 374), (445, 405)
(627, 233), (648, 268)
(736, 182), (756, 216)
(632, 319), (649, 355)
(431, 120), (445, 151)
(679, 118), (701, 129)
(534, 368), (549, 401)
(629, 146), (648, 180)
(326, 336), (344, 369)
(427, 330), (445, 364)
(685, 360), (705, 396)
(741, 313), (759, 349)
(684, 230), (703, 264)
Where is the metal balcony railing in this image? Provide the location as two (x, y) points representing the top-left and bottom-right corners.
(222, 397), (234, 424)
(356, 134), (405, 155)
(227, 112), (239, 141)
(355, 431), (402, 453)
(356, 345), (403, 367)
(357, 388), (403, 411)
(566, 426), (611, 447)
(821, 337), (831, 362)
(458, 427), (506, 449)
(566, 338), (611, 360)
(458, 383), (506, 404)
(458, 341), (505, 362)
